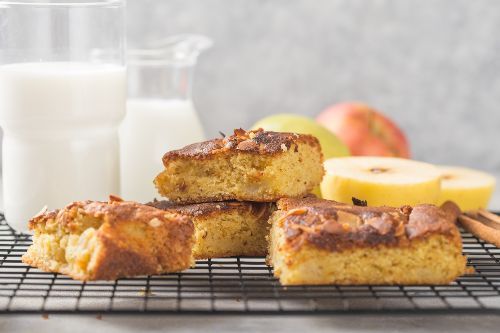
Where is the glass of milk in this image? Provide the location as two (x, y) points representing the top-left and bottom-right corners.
(120, 35), (212, 202)
(0, 1), (126, 232)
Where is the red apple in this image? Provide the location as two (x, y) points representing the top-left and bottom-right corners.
(316, 102), (410, 158)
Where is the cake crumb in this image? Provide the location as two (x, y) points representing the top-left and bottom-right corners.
(149, 218), (162, 228)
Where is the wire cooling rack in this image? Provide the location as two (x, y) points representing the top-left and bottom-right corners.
(0, 214), (499, 315)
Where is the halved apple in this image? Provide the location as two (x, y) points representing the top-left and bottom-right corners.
(321, 156), (441, 207)
(437, 166), (496, 211)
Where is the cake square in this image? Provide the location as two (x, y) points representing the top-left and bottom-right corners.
(268, 197), (467, 285)
(22, 197), (195, 280)
(148, 200), (274, 259)
(154, 128), (324, 203)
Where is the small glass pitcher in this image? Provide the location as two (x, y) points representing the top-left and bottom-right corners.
(119, 34), (213, 202)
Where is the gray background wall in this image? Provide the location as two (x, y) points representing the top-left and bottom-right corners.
(128, 0), (500, 176)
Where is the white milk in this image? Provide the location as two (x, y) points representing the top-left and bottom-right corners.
(0, 62), (126, 232)
(119, 99), (205, 202)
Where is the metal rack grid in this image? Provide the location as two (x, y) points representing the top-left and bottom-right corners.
(1, 214), (499, 315)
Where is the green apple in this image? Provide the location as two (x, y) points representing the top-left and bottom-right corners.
(252, 114), (350, 159)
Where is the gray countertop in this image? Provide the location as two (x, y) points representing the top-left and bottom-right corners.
(2, 314), (500, 333)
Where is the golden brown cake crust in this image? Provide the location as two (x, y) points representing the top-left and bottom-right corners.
(29, 196), (192, 232)
(23, 196), (195, 281)
(162, 128), (321, 164)
(146, 199), (273, 219)
(275, 197), (462, 252)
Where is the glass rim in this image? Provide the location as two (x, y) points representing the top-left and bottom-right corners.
(0, 0), (122, 7)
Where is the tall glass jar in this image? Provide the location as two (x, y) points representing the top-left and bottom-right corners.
(0, 0), (126, 232)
